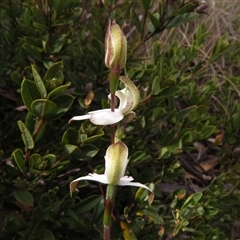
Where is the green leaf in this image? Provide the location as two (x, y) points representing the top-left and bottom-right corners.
(142, 207), (164, 224)
(33, 22), (49, 30)
(41, 230), (55, 240)
(209, 34), (230, 63)
(152, 76), (161, 95)
(182, 227), (197, 233)
(64, 144), (82, 158)
(29, 153), (42, 171)
(201, 125), (216, 139)
(174, 2), (197, 15)
(48, 0), (60, 10)
(141, 0), (152, 11)
(51, 38), (66, 53)
(92, 38), (104, 57)
(11, 149), (26, 174)
(130, 151), (148, 164)
(135, 187), (148, 203)
(72, 195), (103, 214)
(148, 12), (161, 32)
(159, 147), (168, 159)
(166, 13), (197, 29)
(50, 94), (74, 119)
(31, 99), (57, 119)
(31, 6), (44, 21)
(44, 61), (64, 90)
(62, 128), (78, 145)
(47, 82), (71, 99)
(131, 8), (142, 33)
(121, 221), (137, 240)
(13, 189), (34, 207)
(181, 192), (202, 210)
(78, 144), (99, 159)
(21, 79), (42, 112)
(11, 73), (21, 86)
(42, 154), (56, 168)
(17, 120), (34, 149)
(159, 86), (182, 97)
(31, 65), (47, 98)
(162, 130), (177, 145)
(3, 211), (25, 233)
(23, 8), (31, 26)
(23, 43), (42, 57)
(192, 192), (202, 204)
(25, 112), (36, 134)
(81, 130), (104, 144)
(175, 106), (197, 122)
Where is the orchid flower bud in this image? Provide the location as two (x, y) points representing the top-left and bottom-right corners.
(105, 20), (127, 69)
(104, 141), (129, 185)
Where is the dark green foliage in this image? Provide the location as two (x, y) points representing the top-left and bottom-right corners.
(1, 0), (240, 239)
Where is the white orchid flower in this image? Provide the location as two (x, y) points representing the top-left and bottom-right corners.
(70, 142), (154, 204)
(69, 76), (140, 125)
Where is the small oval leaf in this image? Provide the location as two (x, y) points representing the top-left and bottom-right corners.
(13, 189), (34, 207)
(31, 65), (47, 98)
(17, 120), (34, 149)
(31, 99), (57, 119)
(11, 149), (26, 174)
(47, 82), (71, 99)
(21, 79), (42, 112)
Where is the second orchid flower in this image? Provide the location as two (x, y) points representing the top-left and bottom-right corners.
(69, 76), (140, 125)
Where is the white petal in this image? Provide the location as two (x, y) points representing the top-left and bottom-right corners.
(69, 115), (91, 123)
(69, 109), (124, 125)
(88, 109), (112, 114)
(118, 179), (150, 190)
(116, 88), (134, 115)
(119, 76), (140, 112)
(69, 173), (109, 196)
(118, 177), (154, 205)
(90, 111), (123, 125)
(72, 173), (109, 184)
(115, 90), (127, 111)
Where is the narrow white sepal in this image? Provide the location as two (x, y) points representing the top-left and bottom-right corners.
(118, 178), (151, 191)
(118, 177), (154, 205)
(71, 173), (109, 184)
(69, 115), (91, 123)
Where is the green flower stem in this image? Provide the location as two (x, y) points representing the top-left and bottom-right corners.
(109, 65), (120, 107)
(103, 184), (117, 240)
(110, 124), (116, 144)
(109, 65), (120, 144)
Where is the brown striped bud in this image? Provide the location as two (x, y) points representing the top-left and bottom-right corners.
(105, 20), (127, 69)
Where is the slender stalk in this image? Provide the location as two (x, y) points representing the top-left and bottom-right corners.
(109, 64), (120, 97)
(109, 64), (120, 144)
(24, 118), (44, 164)
(103, 184), (117, 240)
(110, 87), (116, 144)
(32, 118), (44, 140)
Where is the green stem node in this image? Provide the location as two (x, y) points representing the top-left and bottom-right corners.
(103, 184), (117, 240)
